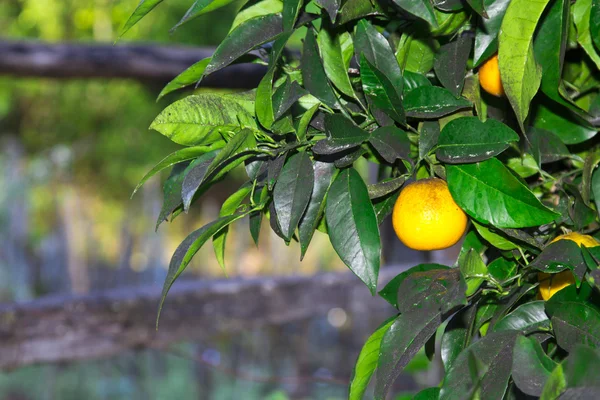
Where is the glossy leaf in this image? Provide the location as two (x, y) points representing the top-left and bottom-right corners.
(397, 35), (438, 74)
(531, 100), (597, 145)
(180, 151), (219, 212)
(396, 268), (467, 314)
(472, 221), (518, 251)
(368, 127), (410, 164)
(549, 301), (600, 352)
(530, 239), (585, 275)
(172, 0), (239, 31)
(205, 14), (284, 76)
(466, 0), (486, 17)
(375, 310), (443, 399)
(473, 0), (510, 66)
(441, 306), (476, 373)
(119, 0), (164, 39)
(418, 121), (440, 160)
(354, 20), (404, 94)
(541, 345), (600, 398)
(348, 317), (395, 400)
(511, 335), (556, 397)
(373, 190), (401, 224)
(440, 331), (518, 400)
(213, 184), (252, 273)
(316, 0), (341, 22)
(297, 103), (321, 141)
(378, 264), (449, 308)
(460, 250), (487, 296)
(318, 24), (356, 98)
(283, 0), (302, 31)
(337, 0), (385, 25)
(367, 176), (406, 199)
(527, 127), (570, 165)
(391, 0), (438, 27)
(498, 0), (549, 131)
(434, 35), (472, 97)
(132, 144), (222, 197)
(404, 86), (471, 118)
(326, 168), (380, 294)
(360, 56), (406, 125)
(157, 213), (249, 325)
(446, 158), (559, 228)
(533, 0), (576, 111)
(573, 0), (600, 70)
(592, 0), (600, 51)
(231, 0), (283, 30)
(273, 152), (314, 240)
(302, 28), (340, 109)
(158, 57), (211, 100)
(404, 71), (432, 94)
(150, 93), (258, 146)
(313, 114), (369, 154)
(299, 161), (335, 259)
(436, 116), (519, 163)
(157, 162), (193, 229)
(494, 301), (549, 333)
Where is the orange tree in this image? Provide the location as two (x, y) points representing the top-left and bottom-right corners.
(125, 0), (600, 398)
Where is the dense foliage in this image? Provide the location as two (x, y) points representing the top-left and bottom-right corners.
(129, 0), (600, 398)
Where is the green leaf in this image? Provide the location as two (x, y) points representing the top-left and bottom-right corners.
(157, 213), (249, 325)
(472, 221), (518, 251)
(592, 0), (600, 51)
(318, 24), (356, 98)
(150, 93), (258, 146)
(158, 57), (211, 100)
(118, 0), (164, 39)
(434, 35), (472, 97)
(530, 240), (585, 275)
(549, 301), (600, 352)
(205, 14), (284, 76)
(396, 268), (467, 314)
(460, 250), (487, 296)
(531, 100), (597, 145)
(354, 20), (404, 94)
(178, 155), (223, 219)
(368, 127), (410, 164)
(494, 301), (549, 333)
(413, 387), (441, 400)
(379, 264), (449, 308)
(249, 186), (267, 245)
(436, 116), (519, 163)
(404, 86), (471, 118)
(440, 331), (518, 400)
(368, 176), (407, 199)
(527, 127), (570, 165)
(391, 0), (438, 27)
(172, 0), (239, 31)
(213, 184), (253, 274)
(296, 103), (321, 142)
(316, 0), (340, 22)
(282, 0), (302, 31)
(231, 0), (283, 30)
(541, 345), (600, 399)
(360, 56), (406, 125)
(498, 0), (549, 131)
(326, 168), (381, 294)
(157, 162), (193, 229)
(397, 34), (438, 74)
(465, 0), (487, 18)
(593, 167), (600, 217)
(512, 335), (557, 397)
(533, 0), (577, 111)
(418, 121), (440, 160)
(348, 317), (396, 400)
(446, 158), (559, 228)
(337, 0), (385, 25)
(473, 0), (510, 66)
(404, 71), (432, 95)
(373, 190), (400, 224)
(574, 0), (600, 70)
(299, 161), (335, 259)
(313, 114), (369, 154)
(302, 28), (340, 109)
(441, 306), (476, 372)
(200, 128), (258, 188)
(273, 152), (314, 240)
(375, 310), (443, 399)
(132, 144), (223, 197)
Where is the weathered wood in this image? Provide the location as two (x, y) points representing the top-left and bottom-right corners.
(0, 40), (267, 88)
(0, 267), (402, 370)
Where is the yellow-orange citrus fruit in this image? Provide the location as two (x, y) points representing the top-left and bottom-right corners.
(538, 233), (600, 300)
(479, 54), (504, 97)
(392, 178), (468, 251)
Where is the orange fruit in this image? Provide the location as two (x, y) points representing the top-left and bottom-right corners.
(392, 178), (468, 251)
(538, 233), (600, 300)
(479, 54), (504, 97)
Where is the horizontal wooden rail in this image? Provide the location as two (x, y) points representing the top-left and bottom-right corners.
(0, 40), (267, 88)
(0, 267), (402, 370)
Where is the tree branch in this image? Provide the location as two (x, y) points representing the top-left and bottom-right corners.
(0, 267), (401, 370)
(0, 40), (267, 88)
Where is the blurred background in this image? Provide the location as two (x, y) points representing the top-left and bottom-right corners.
(0, 1), (456, 399)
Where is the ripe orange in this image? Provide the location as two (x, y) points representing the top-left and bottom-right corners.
(392, 178), (468, 251)
(538, 233), (600, 300)
(479, 54), (504, 97)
